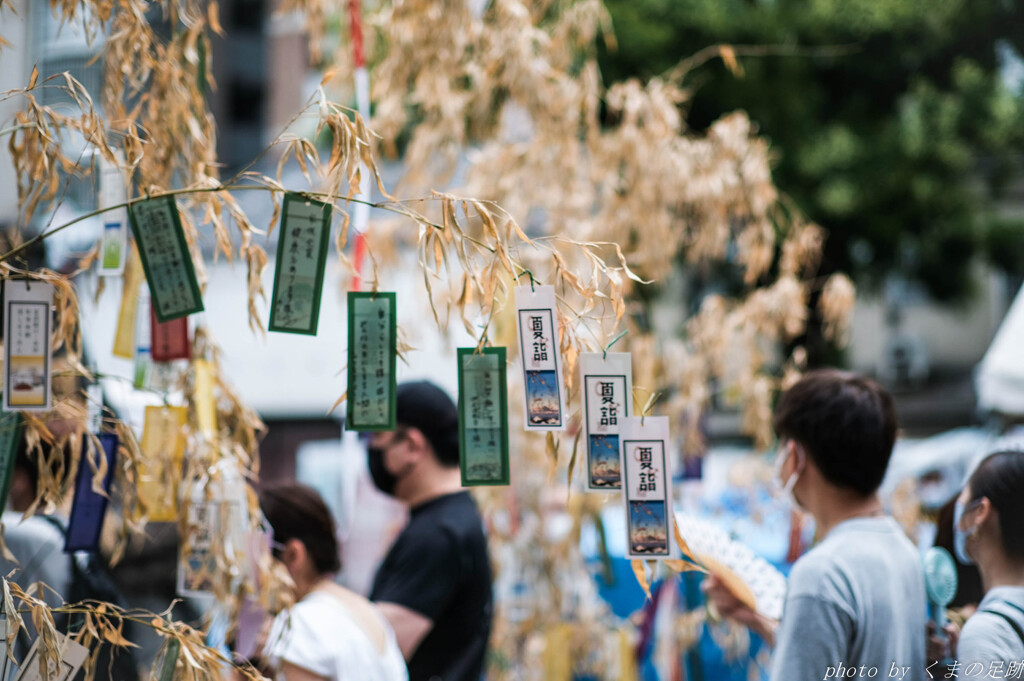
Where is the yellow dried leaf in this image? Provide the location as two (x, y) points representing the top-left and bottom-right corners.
(208, 2), (224, 35)
(327, 391), (347, 416)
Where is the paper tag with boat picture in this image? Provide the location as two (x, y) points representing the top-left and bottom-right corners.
(514, 285), (567, 432)
(580, 352), (633, 490)
(620, 415), (677, 560)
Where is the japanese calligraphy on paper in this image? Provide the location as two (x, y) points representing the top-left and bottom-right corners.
(269, 194), (331, 335)
(346, 292), (397, 431)
(129, 196), (204, 322)
(514, 285), (567, 431)
(621, 416), (676, 559)
(581, 352), (633, 490)
(3, 281), (53, 411)
(458, 347), (509, 486)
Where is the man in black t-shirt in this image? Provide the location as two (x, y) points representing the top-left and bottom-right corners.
(367, 381), (493, 681)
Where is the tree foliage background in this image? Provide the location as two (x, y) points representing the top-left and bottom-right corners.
(601, 0), (1024, 307)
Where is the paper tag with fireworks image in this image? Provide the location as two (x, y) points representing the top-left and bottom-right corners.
(514, 285), (567, 432)
(620, 415), (677, 559)
(580, 352), (633, 490)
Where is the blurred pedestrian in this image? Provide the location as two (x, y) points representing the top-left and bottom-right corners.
(704, 370), (927, 681)
(367, 381), (494, 681)
(945, 450), (1024, 677)
(260, 482), (407, 681)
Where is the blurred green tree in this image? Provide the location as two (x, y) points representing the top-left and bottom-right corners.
(600, 0), (1024, 304)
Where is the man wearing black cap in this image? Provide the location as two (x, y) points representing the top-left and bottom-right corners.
(367, 381), (494, 681)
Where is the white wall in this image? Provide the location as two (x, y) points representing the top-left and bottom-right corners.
(848, 265), (1010, 375)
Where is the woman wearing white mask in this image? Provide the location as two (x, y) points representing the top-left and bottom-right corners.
(951, 450), (1024, 677)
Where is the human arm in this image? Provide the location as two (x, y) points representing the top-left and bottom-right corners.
(375, 602), (434, 660)
(370, 527), (461, 661)
(701, 574), (779, 646)
(926, 620), (959, 666)
(281, 661), (330, 681)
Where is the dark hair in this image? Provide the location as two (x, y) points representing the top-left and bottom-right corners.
(773, 369), (897, 496)
(966, 450), (1024, 560)
(259, 482), (341, 575)
(395, 381), (460, 467)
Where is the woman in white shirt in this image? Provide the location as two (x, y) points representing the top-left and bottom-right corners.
(952, 450), (1024, 677)
(259, 483), (407, 681)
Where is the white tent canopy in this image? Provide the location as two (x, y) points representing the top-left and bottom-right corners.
(976, 282), (1024, 415)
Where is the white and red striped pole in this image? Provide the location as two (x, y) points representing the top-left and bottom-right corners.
(349, 0), (370, 291)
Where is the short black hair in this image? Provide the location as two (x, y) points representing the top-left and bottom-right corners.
(966, 450), (1024, 560)
(259, 482), (341, 575)
(395, 381), (460, 467)
(773, 369), (897, 497)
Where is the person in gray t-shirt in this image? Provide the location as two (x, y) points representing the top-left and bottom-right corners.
(948, 450), (1024, 678)
(704, 370), (927, 681)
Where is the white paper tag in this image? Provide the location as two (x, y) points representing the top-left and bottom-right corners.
(3, 281), (53, 412)
(620, 416), (677, 560)
(514, 285), (567, 431)
(580, 352), (633, 490)
(98, 152), (128, 276)
(14, 631), (89, 681)
(133, 290), (152, 389)
(178, 459), (251, 598)
(86, 384), (103, 433)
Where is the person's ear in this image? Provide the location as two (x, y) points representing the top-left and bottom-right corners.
(404, 428), (430, 463)
(975, 497), (994, 530)
(282, 538), (307, 572)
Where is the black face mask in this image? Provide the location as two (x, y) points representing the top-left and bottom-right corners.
(367, 446), (400, 496)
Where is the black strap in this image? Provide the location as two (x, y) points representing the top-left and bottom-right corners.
(981, 606), (1024, 648)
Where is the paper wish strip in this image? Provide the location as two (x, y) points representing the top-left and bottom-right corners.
(13, 631), (89, 681)
(65, 433), (118, 552)
(0, 411), (24, 513)
(179, 461), (249, 597)
(98, 152), (128, 276)
(580, 352), (633, 491)
(133, 291), (153, 389)
(135, 405), (187, 522)
(620, 416), (676, 560)
(129, 196), (204, 322)
(150, 306), (190, 362)
(112, 246), (143, 359)
(3, 281), (53, 412)
(193, 359), (218, 441)
(178, 499), (218, 596)
(346, 292), (397, 431)
(268, 194), (332, 335)
(514, 285), (567, 431)
(457, 347), (510, 486)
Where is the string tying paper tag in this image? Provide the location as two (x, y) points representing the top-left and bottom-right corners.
(3, 281), (53, 412)
(514, 285), (567, 431)
(457, 347), (510, 486)
(580, 352), (633, 491)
